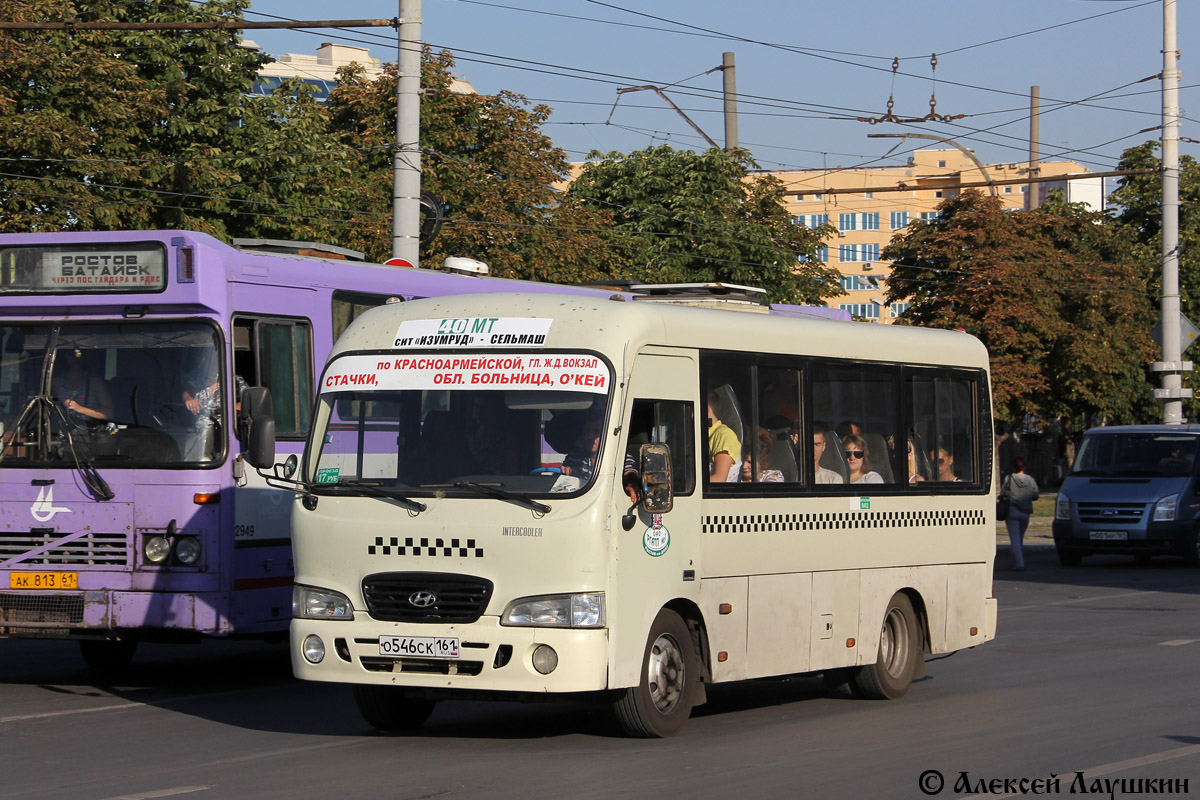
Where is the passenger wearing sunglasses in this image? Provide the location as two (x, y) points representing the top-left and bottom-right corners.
(843, 433), (883, 484)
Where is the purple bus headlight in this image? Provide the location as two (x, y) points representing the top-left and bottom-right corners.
(173, 536), (201, 566)
(143, 535), (171, 564)
(293, 585), (355, 620)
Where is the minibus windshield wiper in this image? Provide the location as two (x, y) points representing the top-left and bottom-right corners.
(442, 481), (551, 514)
(318, 480), (427, 513)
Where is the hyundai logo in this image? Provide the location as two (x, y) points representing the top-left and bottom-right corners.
(408, 590), (438, 608)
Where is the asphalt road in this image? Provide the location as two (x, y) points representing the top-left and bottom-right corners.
(2, 549), (1198, 800)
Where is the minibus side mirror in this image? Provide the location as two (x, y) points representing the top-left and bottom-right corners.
(639, 442), (674, 514)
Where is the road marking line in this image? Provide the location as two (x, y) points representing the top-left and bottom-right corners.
(101, 787), (209, 800)
(0, 702), (136, 723)
(1160, 639), (1199, 646)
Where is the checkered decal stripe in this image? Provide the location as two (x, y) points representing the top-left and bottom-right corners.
(368, 537), (484, 558)
(702, 509), (987, 533)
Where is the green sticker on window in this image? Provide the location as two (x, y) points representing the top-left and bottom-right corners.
(316, 467), (340, 484)
(859, 497), (871, 510)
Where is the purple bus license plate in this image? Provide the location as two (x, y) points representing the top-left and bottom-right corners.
(379, 635), (460, 659)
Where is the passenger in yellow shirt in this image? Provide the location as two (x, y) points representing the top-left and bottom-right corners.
(707, 390), (741, 482)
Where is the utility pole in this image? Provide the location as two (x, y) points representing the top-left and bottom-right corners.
(392, 0), (422, 265)
(1154, 0), (1189, 422)
(722, 52), (738, 151)
(1027, 86), (1040, 210)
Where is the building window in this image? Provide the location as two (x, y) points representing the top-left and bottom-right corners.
(795, 194), (804, 201)
(796, 213), (828, 229)
(890, 211), (910, 229)
(890, 302), (910, 316)
(1004, 186), (1013, 194)
(864, 192), (874, 199)
(813, 193), (823, 200)
(934, 191), (944, 198)
(920, 211), (941, 222)
(838, 303), (881, 319)
(838, 243), (881, 262)
(937, 160), (947, 168)
(838, 213), (879, 232)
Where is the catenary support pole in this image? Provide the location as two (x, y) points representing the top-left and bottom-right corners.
(392, 0), (422, 265)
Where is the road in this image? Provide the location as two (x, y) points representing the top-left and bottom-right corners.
(2, 548), (1198, 800)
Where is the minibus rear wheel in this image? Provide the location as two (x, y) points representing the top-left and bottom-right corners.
(353, 685), (437, 731)
(852, 593), (917, 700)
(614, 609), (698, 737)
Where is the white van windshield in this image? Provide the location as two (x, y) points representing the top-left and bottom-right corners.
(309, 352), (613, 496)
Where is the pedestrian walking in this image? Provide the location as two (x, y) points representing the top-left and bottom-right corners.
(1002, 457), (1040, 570)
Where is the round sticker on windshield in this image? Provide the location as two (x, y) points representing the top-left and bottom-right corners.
(643, 523), (670, 557)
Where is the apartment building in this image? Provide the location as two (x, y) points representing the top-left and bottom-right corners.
(244, 41), (476, 100)
(767, 149), (1103, 323)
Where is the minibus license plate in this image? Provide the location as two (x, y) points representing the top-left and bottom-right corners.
(10, 571), (78, 589)
(379, 635), (460, 659)
(1089, 530), (1128, 541)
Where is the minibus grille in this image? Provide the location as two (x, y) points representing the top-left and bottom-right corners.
(0, 531), (129, 566)
(362, 573), (493, 623)
(1077, 502), (1146, 523)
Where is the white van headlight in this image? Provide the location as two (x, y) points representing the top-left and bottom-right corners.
(1153, 494), (1180, 522)
(502, 593), (605, 628)
(293, 585), (354, 620)
(1056, 493), (1071, 520)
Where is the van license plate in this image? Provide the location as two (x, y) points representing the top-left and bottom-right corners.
(379, 635), (460, 659)
(1089, 530), (1128, 541)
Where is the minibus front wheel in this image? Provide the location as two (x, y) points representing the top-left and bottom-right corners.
(613, 608), (699, 738)
(353, 685), (437, 732)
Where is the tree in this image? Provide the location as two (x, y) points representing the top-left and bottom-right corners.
(0, 0), (272, 236)
(883, 190), (1156, 424)
(292, 49), (618, 281)
(0, 9), (616, 282)
(566, 145), (841, 304)
(1108, 141), (1200, 413)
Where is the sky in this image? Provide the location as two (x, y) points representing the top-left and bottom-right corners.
(241, 0), (1194, 177)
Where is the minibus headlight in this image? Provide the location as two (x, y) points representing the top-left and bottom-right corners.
(143, 535), (171, 564)
(302, 634), (326, 664)
(293, 585), (354, 620)
(501, 593), (605, 628)
(1055, 493), (1071, 520)
(1154, 494), (1180, 522)
(173, 536), (201, 565)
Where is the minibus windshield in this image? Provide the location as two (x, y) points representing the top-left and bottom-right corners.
(310, 352), (613, 497)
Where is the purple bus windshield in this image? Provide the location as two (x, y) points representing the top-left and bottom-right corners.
(1, 322), (225, 466)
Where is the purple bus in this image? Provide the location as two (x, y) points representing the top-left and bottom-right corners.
(0, 230), (613, 669)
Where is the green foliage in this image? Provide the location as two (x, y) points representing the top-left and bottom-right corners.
(883, 190), (1156, 424)
(1108, 141), (1200, 415)
(0, 0), (269, 235)
(567, 145), (841, 303)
